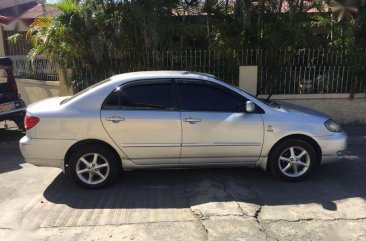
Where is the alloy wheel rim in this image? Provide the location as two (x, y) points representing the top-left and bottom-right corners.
(76, 153), (110, 185)
(278, 146), (310, 178)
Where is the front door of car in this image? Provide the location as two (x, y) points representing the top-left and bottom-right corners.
(176, 79), (264, 164)
(101, 79), (181, 165)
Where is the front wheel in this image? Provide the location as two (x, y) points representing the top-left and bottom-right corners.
(268, 139), (317, 181)
(68, 145), (119, 188)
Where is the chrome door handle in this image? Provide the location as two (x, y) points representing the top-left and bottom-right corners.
(106, 116), (125, 123)
(183, 117), (202, 124)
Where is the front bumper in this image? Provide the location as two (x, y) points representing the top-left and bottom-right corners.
(315, 131), (348, 164)
(19, 136), (76, 170)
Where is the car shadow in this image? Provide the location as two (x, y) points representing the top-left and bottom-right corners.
(43, 149), (366, 210)
(41, 125), (366, 210)
(0, 128), (25, 174)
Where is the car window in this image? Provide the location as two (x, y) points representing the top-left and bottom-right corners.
(104, 91), (120, 109)
(177, 81), (244, 112)
(104, 81), (175, 110)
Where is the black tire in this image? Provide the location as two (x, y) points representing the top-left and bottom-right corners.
(268, 139), (316, 182)
(68, 144), (120, 189)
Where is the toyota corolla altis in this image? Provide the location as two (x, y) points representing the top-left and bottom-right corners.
(19, 71), (347, 188)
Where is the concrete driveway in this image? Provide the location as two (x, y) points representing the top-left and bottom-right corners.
(0, 126), (366, 241)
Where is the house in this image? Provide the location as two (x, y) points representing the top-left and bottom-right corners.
(0, 0), (59, 56)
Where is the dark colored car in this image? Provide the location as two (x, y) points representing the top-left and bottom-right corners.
(0, 57), (26, 130)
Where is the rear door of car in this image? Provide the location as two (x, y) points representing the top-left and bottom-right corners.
(176, 79), (264, 164)
(101, 79), (182, 165)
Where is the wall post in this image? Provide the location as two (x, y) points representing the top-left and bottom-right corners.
(57, 66), (74, 96)
(239, 66), (258, 96)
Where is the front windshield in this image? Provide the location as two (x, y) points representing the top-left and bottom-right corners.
(61, 78), (112, 104)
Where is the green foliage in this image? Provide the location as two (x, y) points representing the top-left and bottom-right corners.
(18, 0), (365, 93)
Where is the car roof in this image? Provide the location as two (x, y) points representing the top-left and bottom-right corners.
(109, 71), (217, 82)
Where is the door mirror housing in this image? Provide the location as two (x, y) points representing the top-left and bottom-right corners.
(245, 101), (256, 113)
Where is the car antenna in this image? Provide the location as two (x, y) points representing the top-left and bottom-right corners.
(265, 92), (273, 101)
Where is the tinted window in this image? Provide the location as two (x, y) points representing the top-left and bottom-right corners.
(178, 82), (244, 112)
(104, 91), (120, 109)
(104, 82), (175, 110)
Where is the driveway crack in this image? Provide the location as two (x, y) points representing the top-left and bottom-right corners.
(219, 178), (278, 241)
(183, 183), (209, 241)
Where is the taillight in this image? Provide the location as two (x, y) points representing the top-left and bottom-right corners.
(24, 114), (40, 130)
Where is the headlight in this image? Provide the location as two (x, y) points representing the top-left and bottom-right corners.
(324, 119), (342, 132)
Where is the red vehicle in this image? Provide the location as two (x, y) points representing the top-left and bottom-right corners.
(0, 57), (26, 130)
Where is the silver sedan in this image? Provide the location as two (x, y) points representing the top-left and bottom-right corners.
(19, 71), (347, 188)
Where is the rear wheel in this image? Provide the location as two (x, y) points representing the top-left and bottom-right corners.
(68, 144), (119, 188)
(269, 139), (316, 181)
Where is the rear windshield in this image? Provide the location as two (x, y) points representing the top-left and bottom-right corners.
(61, 78), (112, 104)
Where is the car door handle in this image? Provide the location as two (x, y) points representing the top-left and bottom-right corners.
(106, 116), (125, 123)
(183, 117), (202, 124)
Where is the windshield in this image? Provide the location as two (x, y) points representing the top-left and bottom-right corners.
(61, 78), (112, 104)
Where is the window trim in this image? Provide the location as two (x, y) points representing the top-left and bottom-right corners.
(101, 79), (178, 111)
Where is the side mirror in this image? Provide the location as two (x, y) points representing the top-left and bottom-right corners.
(245, 100), (256, 113)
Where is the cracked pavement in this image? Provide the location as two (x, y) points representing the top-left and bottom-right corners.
(0, 125), (366, 241)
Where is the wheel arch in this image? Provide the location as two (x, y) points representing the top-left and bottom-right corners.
(64, 139), (123, 171)
(267, 134), (322, 171)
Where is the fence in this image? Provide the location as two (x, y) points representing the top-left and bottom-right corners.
(9, 55), (58, 81)
(8, 49), (366, 94)
(257, 49), (366, 94)
(71, 50), (242, 91)
(71, 49), (366, 94)
(258, 65), (366, 95)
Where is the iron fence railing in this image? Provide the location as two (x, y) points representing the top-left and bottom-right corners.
(9, 56), (58, 81)
(258, 65), (365, 95)
(8, 49), (366, 94)
(256, 49), (366, 94)
(71, 50), (241, 91)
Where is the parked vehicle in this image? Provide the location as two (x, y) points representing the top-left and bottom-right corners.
(19, 71), (347, 188)
(0, 58), (26, 130)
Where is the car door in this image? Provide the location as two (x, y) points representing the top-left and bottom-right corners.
(101, 79), (181, 165)
(176, 79), (264, 164)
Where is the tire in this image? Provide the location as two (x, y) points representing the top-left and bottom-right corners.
(68, 144), (120, 189)
(268, 139), (316, 182)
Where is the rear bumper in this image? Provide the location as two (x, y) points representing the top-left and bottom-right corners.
(19, 136), (76, 170)
(316, 131), (348, 164)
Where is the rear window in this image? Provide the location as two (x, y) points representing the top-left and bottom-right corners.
(61, 78), (112, 104)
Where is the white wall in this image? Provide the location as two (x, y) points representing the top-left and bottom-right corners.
(16, 78), (60, 105)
